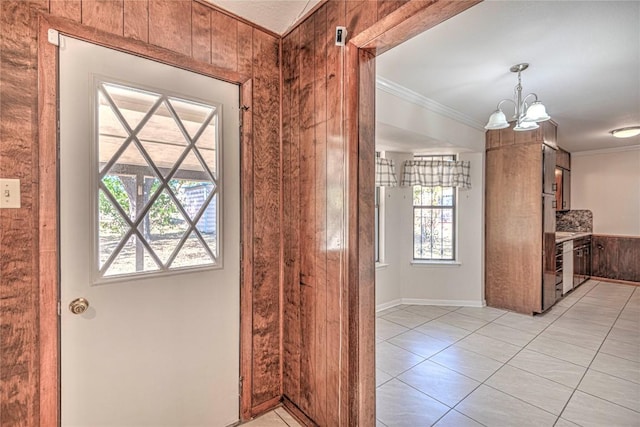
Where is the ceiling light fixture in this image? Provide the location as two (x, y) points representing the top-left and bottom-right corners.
(610, 126), (640, 138)
(485, 63), (551, 132)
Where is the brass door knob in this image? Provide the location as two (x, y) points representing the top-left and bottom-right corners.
(69, 297), (89, 314)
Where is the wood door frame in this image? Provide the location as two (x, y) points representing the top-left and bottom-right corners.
(343, 1), (482, 424)
(37, 13), (254, 426)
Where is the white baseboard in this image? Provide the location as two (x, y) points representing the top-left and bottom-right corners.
(402, 298), (486, 308)
(375, 299), (403, 313)
(376, 298), (486, 312)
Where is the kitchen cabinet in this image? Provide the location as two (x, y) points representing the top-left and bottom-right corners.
(555, 167), (571, 211)
(573, 236), (591, 287)
(554, 148), (571, 212)
(592, 235), (640, 282)
(485, 120), (558, 314)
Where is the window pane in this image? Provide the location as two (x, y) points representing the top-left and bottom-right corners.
(442, 187), (454, 207)
(168, 98), (215, 141)
(104, 235), (160, 277)
(375, 187), (380, 263)
(96, 81), (221, 279)
(413, 207), (454, 260)
(144, 188), (189, 264)
(412, 155), (456, 261)
(196, 193), (217, 258)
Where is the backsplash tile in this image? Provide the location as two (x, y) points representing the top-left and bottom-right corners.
(556, 210), (593, 232)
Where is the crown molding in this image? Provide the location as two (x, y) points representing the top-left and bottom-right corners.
(376, 76), (485, 131)
(571, 144), (640, 157)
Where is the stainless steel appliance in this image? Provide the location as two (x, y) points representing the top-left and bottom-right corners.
(541, 144), (558, 311)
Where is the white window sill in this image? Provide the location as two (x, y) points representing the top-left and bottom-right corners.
(410, 260), (461, 267)
(375, 263), (390, 270)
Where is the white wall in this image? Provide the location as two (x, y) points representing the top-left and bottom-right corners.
(375, 151), (485, 309)
(571, 147), (640, 236)
(376, 89), (485, 153)
(375, 152), (411, 309)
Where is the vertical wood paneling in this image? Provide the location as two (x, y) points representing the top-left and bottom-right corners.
(347, 0), (377, 39)
(211, 10), (238, 71)
(123, 0), (149, 42)
(297, 15), (316, 417)
(239, 79), (254, 421)
(377, 0), (407, 20)
(312, 5), (328, 425)
(355, 48), (376, 427)
(82, 0), (124, 35)
(0, 1), (47, 425)
(324, 0), (346, 424)
(191, 2), (211, 63)
(49, 0), (82, 21)
(282, 26), (302, 407)
(250, 28), (282, 406)
(237, 22), (253, 77)
(345, 43), (361, 426)
(592, 235), (640, 282)
(148, 0), (191, 56)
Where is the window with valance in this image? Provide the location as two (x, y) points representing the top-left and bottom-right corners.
(401, 159), (471, 190)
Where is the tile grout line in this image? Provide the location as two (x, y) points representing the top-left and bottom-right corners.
(555, 283), (639, 423)
(375, 280), (639, 426)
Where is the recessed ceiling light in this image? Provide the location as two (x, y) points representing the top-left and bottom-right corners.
(610, 126), (640, 138)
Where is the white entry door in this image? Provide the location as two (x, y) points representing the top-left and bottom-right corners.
(59, 35), (240, 426)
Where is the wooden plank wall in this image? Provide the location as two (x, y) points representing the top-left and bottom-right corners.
(592, 235), (640, 283)
(281, 1), (406, 425)
(0, 0), (280, 425)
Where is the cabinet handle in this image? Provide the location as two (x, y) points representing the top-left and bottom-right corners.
(552, 183), (557, 191)
(552, 200), (557, 208)
(563, 201), (566, 208)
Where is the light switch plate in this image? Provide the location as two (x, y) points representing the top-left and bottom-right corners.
(0, 178), (21, 208)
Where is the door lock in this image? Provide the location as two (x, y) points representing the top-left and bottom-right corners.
(69, 297), (89, 315)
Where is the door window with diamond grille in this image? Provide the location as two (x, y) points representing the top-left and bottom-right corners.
(96, 81), (221, 280)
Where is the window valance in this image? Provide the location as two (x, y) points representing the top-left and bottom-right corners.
(401, 160), (471, 190)
(375, 156), (398, 187)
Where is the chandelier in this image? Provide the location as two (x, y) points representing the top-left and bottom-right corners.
(484, 63), (551, 131)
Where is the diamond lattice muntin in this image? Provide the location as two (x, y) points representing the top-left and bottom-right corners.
(97, 81), (220, 279)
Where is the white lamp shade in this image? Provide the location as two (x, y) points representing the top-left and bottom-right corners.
(514, 120), (540, 131)
(485, 110), (509, 130)
(523, 101), (550, 122)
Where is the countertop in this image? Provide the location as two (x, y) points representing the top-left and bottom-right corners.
(555, 231), (592, 244)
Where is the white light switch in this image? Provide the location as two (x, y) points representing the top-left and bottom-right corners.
(0, 179), (21, 208)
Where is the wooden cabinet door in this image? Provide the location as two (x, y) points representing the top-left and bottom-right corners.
(562, 169), (571, 211)
(555, 168), (562, 211)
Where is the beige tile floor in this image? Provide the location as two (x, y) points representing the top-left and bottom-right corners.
(241, 407), (302, 427)
(242, 280), (639, 427)
(376, 280), (640, 427)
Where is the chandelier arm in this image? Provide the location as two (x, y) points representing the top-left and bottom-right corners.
(496, 98), (516, 112)
(522, 93), (539, 108)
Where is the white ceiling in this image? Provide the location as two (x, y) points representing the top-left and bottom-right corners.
(206, 0), (321, 34)
(207, 0), (640, 154)
(377, 0), (640, 153)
